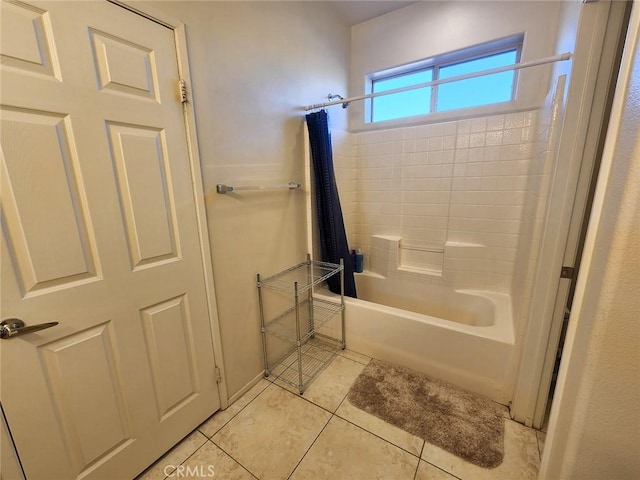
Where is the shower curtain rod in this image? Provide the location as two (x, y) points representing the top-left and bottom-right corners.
(304, 52), (572, 111)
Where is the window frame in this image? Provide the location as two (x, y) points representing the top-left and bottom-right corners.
(367, 35), (524, 123)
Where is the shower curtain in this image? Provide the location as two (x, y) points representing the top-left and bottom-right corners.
(305, 110), (357, 298)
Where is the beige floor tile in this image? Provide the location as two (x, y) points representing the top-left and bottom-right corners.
(198, 379), (270, 438)
(135, 430), (207, 480)
(415, 460), (459, 480)
(266, 350), (298, 379)
(335, 397), (424, 456)
(299, 355), (367, 412)
(339, 348), (372, 365)
(271, 351), (326, 394)
(421, 418), (540, 480)
(290, 416), (419, 480)
(180, 441), (255, 479)
(212, 385), (331, 480)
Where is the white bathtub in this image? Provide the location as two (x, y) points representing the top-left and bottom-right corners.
(316, 272), (516, 404)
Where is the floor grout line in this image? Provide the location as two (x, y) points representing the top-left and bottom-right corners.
(285, 410), (334, 480)
(207, 437), (260, 479)
(334, 413), (424, 460)
(160, 435), (210, 480)
(412, 455), (420, 480)
(199, 380), (272, 439)
(272, 360), (426, 462)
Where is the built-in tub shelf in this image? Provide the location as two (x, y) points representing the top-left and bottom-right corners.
(257, 255), (345, 394)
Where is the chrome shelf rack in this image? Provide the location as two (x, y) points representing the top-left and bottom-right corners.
(258, 254), (345, 394)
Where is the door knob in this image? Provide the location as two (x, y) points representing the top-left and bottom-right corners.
(0, 318), (59, 339)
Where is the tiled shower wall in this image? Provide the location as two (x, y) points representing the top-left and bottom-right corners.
(511, 79), (565, 326)
(445, 112), (537, 291)
(333, 110), (542, 293)
(332, 130), (358, 248)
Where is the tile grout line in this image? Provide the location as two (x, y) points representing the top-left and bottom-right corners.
(414, 439), (426, 480)
(334, 412), (424, 461)
(273, 354), (433, 463)
(196, 352), (374, 479)
(159, 433), (210, 480)
(270, 354), (369, 416)
(285, 409), (334, 480)
(206, 437), (259, 480)
(209, 378), (339, 480)
(337, 350), (372, 365)
(271, 359), (364, 480)
(205, 380), (277, 475)
(334, 375), (425, 462)
(270, 379), (336, 415)
(199, 380), (271, 439)
(423, 458), (463, 480)
(417, 433), (465, 480)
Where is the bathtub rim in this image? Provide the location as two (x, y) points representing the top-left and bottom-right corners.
(315, 287), (515, 346)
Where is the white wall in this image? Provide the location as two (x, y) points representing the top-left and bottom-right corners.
(540, 6), (640, 476)
(349, 1), (562, 131)
(147, 1), (350, 397)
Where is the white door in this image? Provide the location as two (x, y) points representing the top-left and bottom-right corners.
(0, 1), (221, 478)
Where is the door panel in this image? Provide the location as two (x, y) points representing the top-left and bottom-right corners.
(90, 29), (160, 101)
(38, 324), (133, 472)
(1, 107), (99, 294)
(1, 1), (220, 478)
(0, 1), (59, 79)
(106, 122), (179, 268)
(141, 295), (199, 420)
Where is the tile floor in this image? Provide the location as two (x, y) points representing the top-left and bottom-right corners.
(137, 349), (545, 480)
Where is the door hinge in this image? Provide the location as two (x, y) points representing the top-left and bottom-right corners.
(560, 266), (575, 279)
(215, 366), (222, 384)
(178, 79), (188, 104)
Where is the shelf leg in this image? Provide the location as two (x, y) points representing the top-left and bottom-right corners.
(257, 273), (270, 377)
(294, 281), (304, 394)
(340, 258), (346, 350)
(307, 253), (315, 339)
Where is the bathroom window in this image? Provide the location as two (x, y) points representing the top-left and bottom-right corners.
(369, 36), (523, 123)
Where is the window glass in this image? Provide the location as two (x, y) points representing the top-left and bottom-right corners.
(372, 70), (432, 122)
(368, 41), (521, 123)
(437, 50), (517, 112)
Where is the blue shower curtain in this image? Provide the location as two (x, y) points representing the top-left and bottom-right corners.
(305, 110), (357, 298)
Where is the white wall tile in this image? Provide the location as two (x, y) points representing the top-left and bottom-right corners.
(345, 108), (542, 294)
(486, 115), (505, 131)
(469, 117), (487, 133)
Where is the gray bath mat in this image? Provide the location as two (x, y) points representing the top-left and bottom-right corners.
(347, 359), (505, 468)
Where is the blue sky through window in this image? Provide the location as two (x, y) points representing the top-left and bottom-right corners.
(370, 47), (518, 122)
(372, 70), (432, 122)
(437, 50), (517, 112)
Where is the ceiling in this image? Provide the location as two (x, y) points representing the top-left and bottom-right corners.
(329, 1), (419, 25)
